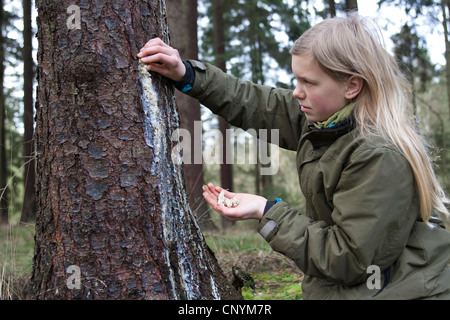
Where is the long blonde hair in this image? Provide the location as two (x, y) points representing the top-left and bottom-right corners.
(290, 14), (449, 223)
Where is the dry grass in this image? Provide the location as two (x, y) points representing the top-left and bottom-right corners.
(0, 220), (304, 300)
(205, 224), (304, 300)
(0, 223), (35, 300)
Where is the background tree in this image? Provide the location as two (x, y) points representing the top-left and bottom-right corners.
(211, 0), (234, 229)
(321, 0), (358, 18)
(441, 0), (450, 119)
(31, 0), (240, 300)
(379, 0), (449, 115)
(392, 23), (435, 116)
(20, 0), (35, 223)
(0, 0), (7, 225)
(379, 0), (450, 193)
(0, 0), (26, 226)
(200, 0), (310, 199)
(166, 0), (215, 230)
(345, 0), (358, 12)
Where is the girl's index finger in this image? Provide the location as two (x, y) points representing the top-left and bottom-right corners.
(206, 183), (221, 197)
(142, 37), (166, 50)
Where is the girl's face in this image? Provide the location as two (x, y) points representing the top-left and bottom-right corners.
(292, 54), (351, 123)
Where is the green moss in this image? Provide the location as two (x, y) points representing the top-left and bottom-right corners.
(242, 271), (303, 300)
(205, 229), (304, 300)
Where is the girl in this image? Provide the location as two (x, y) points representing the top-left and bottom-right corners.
(138, 14), (450, 299)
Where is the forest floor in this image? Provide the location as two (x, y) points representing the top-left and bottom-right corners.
(0, 221), (303, 300)
(204, 221), (304, 300)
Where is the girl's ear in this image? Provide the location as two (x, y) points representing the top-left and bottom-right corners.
(345, 75), (364, 100)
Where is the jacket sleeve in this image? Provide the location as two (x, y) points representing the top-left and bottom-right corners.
(258, 146), (419, 285)
(185, 60), (304, 151)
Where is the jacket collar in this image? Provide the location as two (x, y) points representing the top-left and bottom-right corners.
(304, 116), (356, 148)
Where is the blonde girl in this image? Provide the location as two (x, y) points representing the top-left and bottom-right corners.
(139, 14), (450, 299)
(291, 15), (449, 224)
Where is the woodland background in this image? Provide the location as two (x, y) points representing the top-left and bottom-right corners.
(1, 0), (450, 299)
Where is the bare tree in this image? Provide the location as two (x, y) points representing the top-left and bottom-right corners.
(345, 0), (358, 12)
(212, 0), (234, 229)
(166, 0), (216, 230)
(0, 0), (8, 225)
(21, 0), (36, 223)
(441, 0), (450, 119)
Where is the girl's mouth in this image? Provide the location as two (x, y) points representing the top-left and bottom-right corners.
(301, 105), (310, 112)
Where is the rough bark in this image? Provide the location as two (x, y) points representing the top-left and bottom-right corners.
(21, 0), (36, 222)
(31, 0), (240, 300)
(0, 0), (8, 225)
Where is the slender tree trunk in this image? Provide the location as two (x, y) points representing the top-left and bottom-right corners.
(345, 0), (358, 13)
(328, 0), (336, 17)
(212, 0), (234, 230)
(31, 0), (240, 300)
(247, 1), (272, 196)
(166, 0), (215, 230)
(0, 0), (8, 225)
(442, 0), (450, 120)
(21, 0), (36, 223)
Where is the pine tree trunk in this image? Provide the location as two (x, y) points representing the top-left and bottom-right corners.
(212, 0), (234, 230)
(31, 0), (240, 300)
(442, 0), (450, 120)
(21, 0), (36, 223)
(345, 0), (358, 13)
(328, 0), (336, 17)
(0, 0), (8, 225)
(166, 0), (215, 230)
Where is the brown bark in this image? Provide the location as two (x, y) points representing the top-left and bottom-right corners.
(328, 0), (336, 17)
(31, 0), (240, 300)
(345, 0), (358, 13)
(0, 0), (8, 225)
(21, 0), (36, 223)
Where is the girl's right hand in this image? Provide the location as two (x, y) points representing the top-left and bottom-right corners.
(137, 38), (186, 82)
(202, 183), (267, 221)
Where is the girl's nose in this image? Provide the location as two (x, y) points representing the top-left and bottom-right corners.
(293, 85), (305, 100)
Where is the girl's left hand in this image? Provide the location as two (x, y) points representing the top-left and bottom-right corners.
(137, 37), (186, 82)
(202, 183), (267, 221)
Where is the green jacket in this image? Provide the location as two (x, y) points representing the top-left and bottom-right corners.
(185, 60), (450, 300)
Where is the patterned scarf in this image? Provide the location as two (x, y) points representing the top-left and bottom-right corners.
(313, 103), (355, 129)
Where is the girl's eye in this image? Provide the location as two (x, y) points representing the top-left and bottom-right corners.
(299, 78), (313, 86)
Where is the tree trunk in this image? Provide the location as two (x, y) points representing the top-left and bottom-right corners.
(212, 0), (234, 230)
(442, 0), (450, 120)
(166, 0), (215, 231)
(0, 0), (8, 225)
(345, 0), (358, 13)
(21, 0), (36, 223)
(328, 0), (336, 17)
(31, 0), (240, 300)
